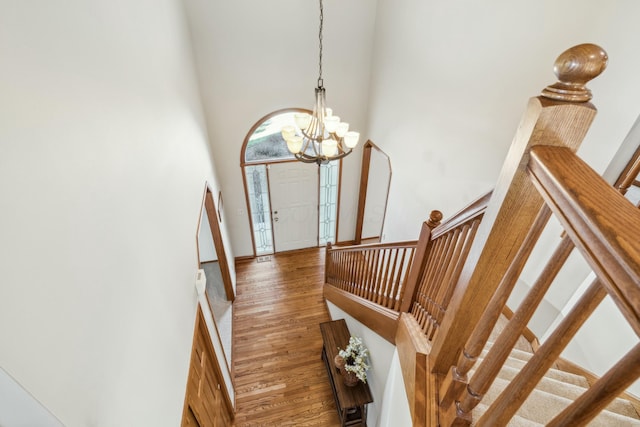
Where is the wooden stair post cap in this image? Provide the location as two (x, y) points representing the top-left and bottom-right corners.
(427, 210), (443, 228)
(541, 43), (608, 102)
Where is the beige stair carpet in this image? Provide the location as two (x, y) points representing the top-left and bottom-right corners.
(470, 344), (640, 426)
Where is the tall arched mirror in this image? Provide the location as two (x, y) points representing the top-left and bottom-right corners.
(197, 185), (234, 371)
(355, 141), (391, 244)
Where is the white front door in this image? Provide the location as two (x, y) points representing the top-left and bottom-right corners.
(268, 162), (319, 252)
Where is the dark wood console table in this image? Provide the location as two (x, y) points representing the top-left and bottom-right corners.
(320, 319), (373, 426)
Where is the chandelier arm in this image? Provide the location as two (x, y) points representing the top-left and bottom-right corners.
(296, 147), (353, 165)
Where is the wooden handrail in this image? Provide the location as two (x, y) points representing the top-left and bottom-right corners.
(431, 191), (492, 239)
(444, 140), (640, 426)
(528, 145), (640, 335)
(328, 240), (418, 252)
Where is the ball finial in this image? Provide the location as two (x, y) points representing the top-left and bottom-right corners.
(427, 210), (443, 228)
(541, 44), (608, 102)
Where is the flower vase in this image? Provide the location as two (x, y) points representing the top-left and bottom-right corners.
(343, 369), (359, 387)
(334, 354), (345, 372)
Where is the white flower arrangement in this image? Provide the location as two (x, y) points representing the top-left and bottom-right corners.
(338, 336), (370, 383)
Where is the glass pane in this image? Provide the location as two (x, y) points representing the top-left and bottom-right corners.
(245, 113), (298, 163)
(245, 165), (274, 255)
(319, 160), (339, 245)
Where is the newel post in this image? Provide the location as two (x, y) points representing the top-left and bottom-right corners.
(430, 44), (608, 378)
(325, 241), (332, 284)
(399, 210), (443, 313)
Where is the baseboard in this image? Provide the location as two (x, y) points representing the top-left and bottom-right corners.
(335, 239), (356, 246)
(234, 255), (255, 264)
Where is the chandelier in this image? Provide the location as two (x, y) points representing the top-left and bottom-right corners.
(281, 0), (360, 165)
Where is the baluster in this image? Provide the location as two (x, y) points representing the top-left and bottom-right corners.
(419, 237), (446, 333)
(364, 249), (375, 298)
(354, 251), (367, 296)
(424, 231), (459, 337)
(392, 248), (409, 311)
(339, 251), (347, 289)
(385, 248), (401, 306)
(438, 206), (551, 418)
(446, 233), (574, 424)
(395, 246), (415, 305)
(363, 249), (373, 299)
(340, 251), (348, 290)
(347, 251), (357, 293)
(370, 247), (382, 301)
(548, 343), (640, 426)
(433, 220), (481, 333)
(400, 210), (443, 312)
(378, 249), (389, 307)
(477, 279), (606, 426)
(357, 250), (368, 297)
(360, 250), (370, 298)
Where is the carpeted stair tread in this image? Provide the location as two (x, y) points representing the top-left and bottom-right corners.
(468, 322), (640, 425)
(479, 376), (640, 425)
(475, 355), (590, 388)
(472, 403), (543, 427)
(482, 342), (535, 363)
(488, 316), (534, 353)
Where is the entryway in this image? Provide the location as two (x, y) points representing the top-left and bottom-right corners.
(241, 109), (340, 256)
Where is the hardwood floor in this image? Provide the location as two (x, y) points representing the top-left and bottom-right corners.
(232, 248), (341, 426)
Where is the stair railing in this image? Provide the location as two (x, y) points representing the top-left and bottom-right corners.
(434, 44), (640, 426)
(325, 240), (418, 311)
(431, 43), (609, 379)
(473, 143), (640, 426)
(405, 192), (491, 341)
(324, 190), (491, 344)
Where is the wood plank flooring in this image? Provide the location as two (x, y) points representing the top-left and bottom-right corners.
(232, 248), (341, 426)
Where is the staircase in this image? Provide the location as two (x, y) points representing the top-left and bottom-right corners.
(463, 316), (640, 426)
(473, 342), (640, 426)
(324, 43), (640, 426)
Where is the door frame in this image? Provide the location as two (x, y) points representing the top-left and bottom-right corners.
(197, 183), (234, 302)
(240, 108), (343, 257)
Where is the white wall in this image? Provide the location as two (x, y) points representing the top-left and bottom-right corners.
(182, 0), (378, 255)
(378, 351), (412, 427)
(0, 1), (232, 425)
(326, 302), (400, 427)
(367, 0), (640, 241)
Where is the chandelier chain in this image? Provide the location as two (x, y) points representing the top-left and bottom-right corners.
(279, 0), (359, 164)
(318, 0), (324, 87)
